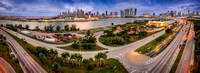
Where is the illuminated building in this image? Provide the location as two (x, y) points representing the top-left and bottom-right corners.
(146, 21), (167, 28)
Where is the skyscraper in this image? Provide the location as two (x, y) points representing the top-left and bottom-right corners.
(130, 8), (133, 16)
(174, 11), (177, 16)
(124, 9), (130, 16)
(188, 10), (190, 16)
(96, 11), (99, 16)
(134, 8), (137, 16)
(170, 11), (174, 17)
(153, 13), (155, 16)
(105, 11), (108, 16)
(120, 10), (124, 17)
(110, 12), (112, 16)
(196, 11), (199, 16)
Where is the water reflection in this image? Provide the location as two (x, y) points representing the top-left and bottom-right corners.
(0, 18), (150, 30)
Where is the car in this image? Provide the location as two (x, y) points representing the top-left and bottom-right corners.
(24, 52), (28, 56)
(105, 51), (109, 53)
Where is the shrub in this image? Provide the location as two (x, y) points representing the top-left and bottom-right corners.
(81, 43), (96, 49)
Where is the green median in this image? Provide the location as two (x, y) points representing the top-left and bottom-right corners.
(135, 33), (169, 54)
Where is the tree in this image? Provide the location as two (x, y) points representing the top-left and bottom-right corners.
(14, 24), (18, 29)
(44, 26), (49, 32)
(166, 28), (173, 34)
(34, 26), (40, 31)
(0, 34), (4, 40)
(76, 53), (83, 67)
(25, 25), (29, 30)
(56, 26), (61, 31)
(61, 52), (70, 65)
(101, 53), (107, 65)
(122, 34), (130, 43)
(53, 63), (58, 71)
(14, 58), (19, 63)
(64, 24), (69, 31)
(72, 41), (80, 49)
(103, 30), (114, 36)
(96, 52), (107, 66)
(95, 54), (100, 67)
(111, 23), (114, 26)
(86, 30), (91, 36)
(39, 53), (47, 63)
(138, 31), (148, 38)
(49, 24), (54, 32)
(61, 52), (70, 59)
(70, 24), (76, 31)
(18, 24), (22, 29)
(83, 59), (92, 68)
(70, 53), (76, 66)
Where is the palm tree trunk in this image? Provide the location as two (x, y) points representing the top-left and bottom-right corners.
(100, 60), (101, 67)
(104, 59), (105, 65)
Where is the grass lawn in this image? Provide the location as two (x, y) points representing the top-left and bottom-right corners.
(99, 30), (162, 47)
(135, 33), (169, 54)
(58, 44), (107, 51)
(88, 58), (128, 73)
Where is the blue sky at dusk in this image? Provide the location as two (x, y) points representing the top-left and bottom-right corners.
(0, 0), (200, 16)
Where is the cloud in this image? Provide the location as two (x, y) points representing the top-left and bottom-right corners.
(167, 2), (199, 13)
(0, 0), (200, 16)
(0, 2), (13, 11)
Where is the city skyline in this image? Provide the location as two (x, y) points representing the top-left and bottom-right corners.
(0, 0), (200, 16)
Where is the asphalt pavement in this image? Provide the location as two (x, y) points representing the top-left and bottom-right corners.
(0, 57), (15, 73)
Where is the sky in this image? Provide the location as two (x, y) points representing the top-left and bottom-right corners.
(0, 0), (200, 16)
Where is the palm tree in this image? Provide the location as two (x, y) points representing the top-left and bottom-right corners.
(70, 53), (76, 66)
(95, 54), (100, 67)
(76, 53), (83, 67)
(102, 53), (107, 65)
(64, 24), (69, 31)
(61, 52), (70, 65)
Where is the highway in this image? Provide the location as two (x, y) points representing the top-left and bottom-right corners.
(176, 22), (195, 73)
(109, 21), (189, 73)
(0, 57), (15, 73)
(0, 29), (47, 73)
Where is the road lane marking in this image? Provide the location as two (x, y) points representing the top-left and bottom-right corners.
(0, 64), (7, 73)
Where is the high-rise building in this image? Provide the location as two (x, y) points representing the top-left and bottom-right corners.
(188, 10), (190, 16)
(192, 10), (195, 16)
(96, 11), (99, 16)
(110, 12), (112, 16)
(153, 13), (155, 16)
(130, 8), (133, 16)
(124, 9), (130, 16)
(120, 10), (124, 17)
(170, 11), (174, 17)
(105, 11), (108, 16)
(178, 11), (181, 17)
(114, 12), (118, 16)
(197, 11), (199, 16)
(134, 8), (137, 16)
(174, 11), (177, 16)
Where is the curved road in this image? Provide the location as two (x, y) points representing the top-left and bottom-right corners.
(0, 58), (15, 73)
(115, 21), (190, 73)
(0, 29), (47, 73)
